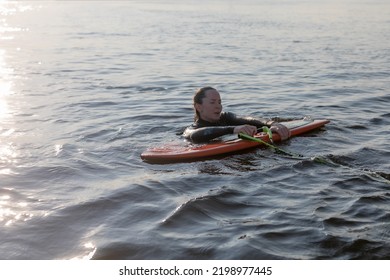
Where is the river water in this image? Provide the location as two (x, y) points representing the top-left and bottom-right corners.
(0, 0), (389, 260)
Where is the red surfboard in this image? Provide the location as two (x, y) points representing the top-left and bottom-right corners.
(141, 119), (329, 163)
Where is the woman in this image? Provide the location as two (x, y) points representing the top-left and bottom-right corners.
(183, 87), (291, 143)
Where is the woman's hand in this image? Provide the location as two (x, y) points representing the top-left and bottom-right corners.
(233, 125), (257, 136)
(270, 122), (291, 141)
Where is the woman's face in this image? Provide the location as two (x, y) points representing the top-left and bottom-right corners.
(195, 89), (222, 123)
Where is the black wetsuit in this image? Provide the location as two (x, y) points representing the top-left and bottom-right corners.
(183, 112), (273, 143)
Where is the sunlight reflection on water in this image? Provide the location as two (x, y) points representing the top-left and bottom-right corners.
(0, 191), (33, 226)
(0, 51), (12, 119)
(70, 242), (97, 260)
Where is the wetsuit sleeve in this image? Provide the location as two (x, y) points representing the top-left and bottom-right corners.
(183, 126), (235, 143)
(224, 112), (273, 127)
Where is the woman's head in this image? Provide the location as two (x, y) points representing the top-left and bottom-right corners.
(193, 87), (222, 123)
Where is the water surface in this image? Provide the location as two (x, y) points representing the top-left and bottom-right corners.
(0, 0), (389, 259)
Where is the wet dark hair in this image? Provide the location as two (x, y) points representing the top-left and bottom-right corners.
(193, 86), (216, 121)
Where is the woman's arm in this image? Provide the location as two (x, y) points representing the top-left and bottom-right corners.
(183, 124), (259, 143)
(183, 126), (235, 143)
(226, 113), (290, 140)
(183, 113), (291, 143)
(224, 112), (273, 127)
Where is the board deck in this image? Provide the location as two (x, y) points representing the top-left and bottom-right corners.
(141, 119), (329, 163)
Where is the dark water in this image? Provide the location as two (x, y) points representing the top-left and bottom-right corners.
(0, 0), (389, 260)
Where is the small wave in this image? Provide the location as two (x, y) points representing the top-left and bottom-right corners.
(92, 241), (166, 260)
(323, 217), (361, 227)
(356, 194), (390, 204)
(323, 153), (390, 185)
(75, 101), (118, 108)
(314, 235), (390, 259)
(161, 187), (245, 227)
(106, 85), (168, 93)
